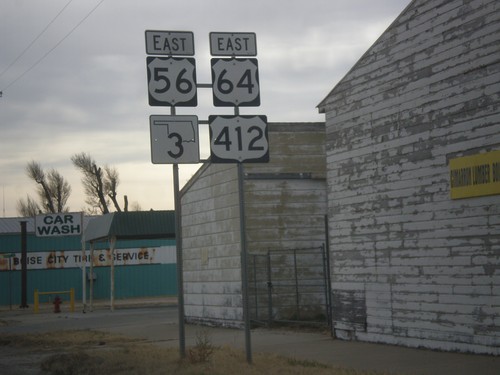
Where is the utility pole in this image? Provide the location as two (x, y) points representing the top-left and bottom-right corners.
(20, 221), (29, 308)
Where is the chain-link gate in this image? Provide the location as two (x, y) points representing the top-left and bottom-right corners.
(248, 244), (331, 326)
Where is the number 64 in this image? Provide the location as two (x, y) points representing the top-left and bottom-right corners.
(216, 69), (255, 94)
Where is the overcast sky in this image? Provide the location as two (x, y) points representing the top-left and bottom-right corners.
(0, 0), (410, 217)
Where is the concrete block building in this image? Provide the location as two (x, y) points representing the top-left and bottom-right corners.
(318, 0), (499, 354)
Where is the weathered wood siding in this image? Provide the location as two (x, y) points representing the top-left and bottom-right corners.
(245, 123), (327, 321)
(182, 163), (243, 327)
(245, 123), (327, 251)
(181, 122), (327, 326)
(320, 0), (499, 354)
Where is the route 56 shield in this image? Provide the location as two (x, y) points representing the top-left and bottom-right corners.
(147, 57), (197, 107)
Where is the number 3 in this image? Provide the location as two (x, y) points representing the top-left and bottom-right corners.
(167, 132), (183, 159)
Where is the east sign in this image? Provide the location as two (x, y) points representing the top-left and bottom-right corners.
(35, 212), (82, 237)
(145, 30), (195, 56)
(209, 32), (257, 56)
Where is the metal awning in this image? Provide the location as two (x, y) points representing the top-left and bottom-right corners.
(82, 210), (176, 312)
(84, 210), (176, 243)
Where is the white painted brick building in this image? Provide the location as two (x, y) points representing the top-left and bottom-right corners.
(318, 0), (499, 354)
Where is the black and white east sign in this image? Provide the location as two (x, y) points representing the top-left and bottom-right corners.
(211, 58), (260, 107)
(209, 115), (268, 163)
(209, 32), (257, 56)
(145, 30), (195, 56)
(147, 56), (197, 107)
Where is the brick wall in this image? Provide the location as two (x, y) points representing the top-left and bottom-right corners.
(319, 0), (499, 354)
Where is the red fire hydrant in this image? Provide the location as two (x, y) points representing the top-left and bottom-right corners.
(53, 296), (62, 313)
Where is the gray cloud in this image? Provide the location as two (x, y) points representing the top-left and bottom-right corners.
(0, 0), (410, 216)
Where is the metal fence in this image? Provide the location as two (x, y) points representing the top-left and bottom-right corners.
(248, 244), (331, 326)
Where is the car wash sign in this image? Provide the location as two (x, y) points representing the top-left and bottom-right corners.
(35, 213), (82, 237)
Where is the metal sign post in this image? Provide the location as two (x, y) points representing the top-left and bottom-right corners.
(145, 30), (266, 364)
(81, 222), (86, 313)
(110, 236), (116, 311)
(19, 221), (28, 309)
(8, 255), (12, 310)
(145, 30), (199, 359)
(208, 32), (265, 365)
(170, 106), (186, 358)
(173, 161), (185, 358)
(237, 161), (252, 364)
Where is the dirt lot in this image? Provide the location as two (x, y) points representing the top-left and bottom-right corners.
(2, 302), (498, 375)
(0, 329), (391, 375)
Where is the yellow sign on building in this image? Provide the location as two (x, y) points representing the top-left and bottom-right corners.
(449, 150), (500, 199)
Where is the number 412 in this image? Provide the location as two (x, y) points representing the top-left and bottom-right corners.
(214, 126), (265, 151)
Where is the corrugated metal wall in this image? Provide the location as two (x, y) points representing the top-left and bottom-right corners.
(0, 232), (177, 306)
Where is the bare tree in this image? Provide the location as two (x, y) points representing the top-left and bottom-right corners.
(47, 169), (72, 212)
(71, 152), (127, 214)
(17, 161), (71, 216)
(17, 195), (41, 217)
(26, 161), (55, 212)
(129, 200), (142, 211)
(104, 166), (121, 212)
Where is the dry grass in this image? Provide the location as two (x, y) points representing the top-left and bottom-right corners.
(1, 329), (132, 348)
(1, 330), (393, 375)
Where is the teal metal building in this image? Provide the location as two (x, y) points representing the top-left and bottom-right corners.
(0, 211), (177, 307)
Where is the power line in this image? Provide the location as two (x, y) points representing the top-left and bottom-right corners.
(0, 0), (106, 93)
(0, 0), (74, 81)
